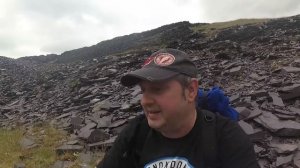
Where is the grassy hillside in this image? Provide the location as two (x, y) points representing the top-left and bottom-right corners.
(192, 18), (269, 36)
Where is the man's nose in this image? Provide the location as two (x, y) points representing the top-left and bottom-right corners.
(141, 92), (155, 105)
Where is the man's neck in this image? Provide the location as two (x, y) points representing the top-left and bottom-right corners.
(160, 109), (197, 139)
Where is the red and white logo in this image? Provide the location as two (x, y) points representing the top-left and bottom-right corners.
(154, 53), (175, 66)
(142, 56), (155, 67)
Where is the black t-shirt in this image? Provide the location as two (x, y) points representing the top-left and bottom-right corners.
(139, 114), (204, 168)
(98, 110), (259, 168)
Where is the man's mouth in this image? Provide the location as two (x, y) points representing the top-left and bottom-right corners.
(144, 107), (162, 120)
(144, 107), (161, 115)
(148, 110), (160, 114)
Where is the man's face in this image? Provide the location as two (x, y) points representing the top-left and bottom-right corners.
(139, 79), (196, 132)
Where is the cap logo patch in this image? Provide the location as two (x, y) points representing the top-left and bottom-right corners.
(142, 56), (155, 67)
(154, 53), (175, 66)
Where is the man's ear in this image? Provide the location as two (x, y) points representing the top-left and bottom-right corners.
(186, 79), (198, 103)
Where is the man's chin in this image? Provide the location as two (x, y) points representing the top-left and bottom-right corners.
(147, 118), (163, 130)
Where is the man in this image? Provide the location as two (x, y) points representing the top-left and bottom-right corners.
(97, 48), (259, 168)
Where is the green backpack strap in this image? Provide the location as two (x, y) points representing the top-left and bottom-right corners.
(199, 109), (219, 168)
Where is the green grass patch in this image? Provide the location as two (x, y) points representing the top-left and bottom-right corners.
(23, 125), (68, 168)
(0, 124), (68, 167)
(0, 128), (23, 168)
(0, 124), (104, 167)
(192, 18), (270, 36)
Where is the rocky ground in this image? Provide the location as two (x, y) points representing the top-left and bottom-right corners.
(1, 15), (300, 167)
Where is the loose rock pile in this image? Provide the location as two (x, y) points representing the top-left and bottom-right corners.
(1, 15), (300, 167)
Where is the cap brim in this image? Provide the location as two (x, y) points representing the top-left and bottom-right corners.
(121, 67), (179, 87)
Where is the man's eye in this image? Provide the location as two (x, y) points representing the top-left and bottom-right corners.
(152, 87), (164, 93)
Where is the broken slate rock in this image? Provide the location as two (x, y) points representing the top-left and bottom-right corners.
(292, 59), (300, 67)
(229, 94), (240, 103)
(96, 115), (112, 128)
(289, 107), (300, 115)
(130, 94), (142, 105)
(91, 110), (109, 119)
(130, 86), (141, 97)
(70, 116), (84, 130)
(235, 107), (251, 120)
(294, 151), (300, 168)
(274, 108), (296, 116)
(258, 159), (269, 168)
(82, 122), (97, 130)
(270, 143), (298, 154)
(249, 130), (266, 142)
(78, 122), (97, 140)
(90, 98), (101, 104)
(109, 119), (128, 128)
(254, 112), (300, 137)
(120, 102), (131, 111)
(92, 100), (112, 112)
(276, 154), (293, 167)
(274, 113), (296, 120)
(254, 145), (265, 154)
(19, 137), (36, 149)
(268, 78), (283, 87)
(268, 92), (285, 107)
(282, 66), (300, 73)
(250, 90), (268, 99)
(238, 120), (255, 135)
(55, 112), (72, 120)
(249, 73), (267, 81)
(279, 84), (300, 100)
(56, 144), (83, 155)
(279, 84), (300, 92)
(86, 129), (110, 143)
(246, 108), (262, 120)
(66, 140), (79, 145)
(87, 136), (117, 150)
(110, 123), (127, 135)
(229, 66), (242, 74)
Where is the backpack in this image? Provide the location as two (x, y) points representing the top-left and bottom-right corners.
(123, 87), (238, 168)
(197, 86), (239, 121)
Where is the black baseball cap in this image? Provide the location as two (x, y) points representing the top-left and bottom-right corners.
(121, 48), (197, 87)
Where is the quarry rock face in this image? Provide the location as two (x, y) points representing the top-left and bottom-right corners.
(1, 15), (300, 167)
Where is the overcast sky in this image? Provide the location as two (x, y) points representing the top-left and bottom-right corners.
(1, 0), (300, 58)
